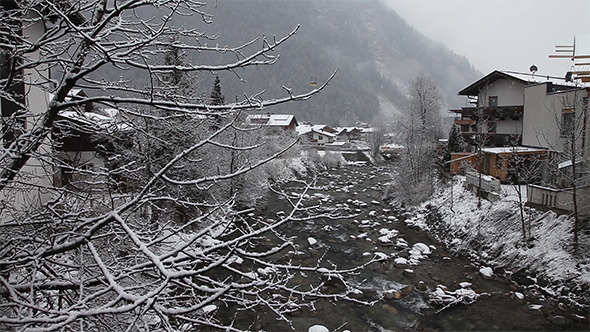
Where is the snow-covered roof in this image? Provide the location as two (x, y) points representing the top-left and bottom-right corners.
(335, 127), (361, 134)
(245, 114), (296, 127)
(58, 110), (131, 132)
(266, 114), (295, 126)
(381, 143), (403, 149)
(56, 89), (87, 103)
(296, 124), (336, 135)
(557, 159), (583, 169)
(334, 126), (376, 134)
(481, 146), (547, 155)
(312, 129), (336, 137)
(459, 70), (586, 96)
(500, 70), (587, 88)
(102, 108), (120, 118)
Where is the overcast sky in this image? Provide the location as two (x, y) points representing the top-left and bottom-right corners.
(384, 0), (590, 78)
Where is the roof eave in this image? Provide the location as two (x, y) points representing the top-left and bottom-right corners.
(458, 70), (528, 96)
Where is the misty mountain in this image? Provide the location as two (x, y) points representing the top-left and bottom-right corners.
(128, 0), (482, 126)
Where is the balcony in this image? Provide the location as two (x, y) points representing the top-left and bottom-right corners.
(454, 119), (476, 125)
(456, 105), (524, 121)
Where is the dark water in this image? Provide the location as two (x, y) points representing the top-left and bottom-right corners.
(231, 165), (588, 331)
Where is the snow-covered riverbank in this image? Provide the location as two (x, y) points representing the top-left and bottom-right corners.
(404, 175), (589, 316)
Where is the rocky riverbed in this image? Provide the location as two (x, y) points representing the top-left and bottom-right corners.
(227, 164), (589, 331)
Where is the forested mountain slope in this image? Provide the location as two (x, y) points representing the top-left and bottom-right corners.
(116, 0), (482, 125)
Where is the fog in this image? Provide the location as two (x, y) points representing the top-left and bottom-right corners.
(384, 0), (590, 77)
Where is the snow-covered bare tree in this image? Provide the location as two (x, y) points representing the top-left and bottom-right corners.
(501, 148), (544, 245)
(393, 74), (443, 204)
(367, 123), (386, 160)
(0, 1), (380, 331)
(541, 88), (590, 252)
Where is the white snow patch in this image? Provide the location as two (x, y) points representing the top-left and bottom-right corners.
(378, 228), (399, 244)
(308, 325), (329, 332)
(394, 257), (408, 265)
(257, 267), (275, 276)
(479, 266), (493, 278)
(226, 256), (243, 265)
(374, 252), (388, 260)
(202, 305), (217, 314)
(396, 238), (409, 248)
(419, 175), (589, 305)
(409, 242), (432, 260)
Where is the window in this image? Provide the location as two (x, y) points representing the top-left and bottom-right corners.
(489, 96), (498, 107)
(61, 166), (74, 186)
(81, 163), (94, 172)
(495, 156), (504, 170)
(487, 121), (497, 133)
(561, 108), (575, 137)
(1, 52), (26, 148)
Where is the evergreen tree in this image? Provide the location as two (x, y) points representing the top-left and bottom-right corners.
(444, 123), (467, 171)
(210, 75), (225, 105)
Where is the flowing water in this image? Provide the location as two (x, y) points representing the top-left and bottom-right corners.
(228, 164), (588, 331)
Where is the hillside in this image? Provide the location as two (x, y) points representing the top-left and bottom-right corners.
(100, 0), (482, 126)
(189, 0), (482, 125)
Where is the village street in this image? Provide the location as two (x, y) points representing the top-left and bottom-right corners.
(231, 164), (587, 332)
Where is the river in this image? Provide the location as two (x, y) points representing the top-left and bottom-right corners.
(228, 164), (588, 331)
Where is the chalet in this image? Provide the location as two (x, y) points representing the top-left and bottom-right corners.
(522, 82), (587, 154)
(521, 82), (589, 213)
(296, 125), (337, 146)
(245, 114), (298, 134)
(450, 69), (588, 215)
(0, 2), (129, 200)
(52, 103), (131, 191)
(451, 70), (529, 148)
(358, 127), (376, 141)
(452, 70), (579, 149)
(336, 127), (363, 142)
(480, 146), (548, 183)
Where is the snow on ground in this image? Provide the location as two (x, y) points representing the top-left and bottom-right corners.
(407, 175), (589, 306)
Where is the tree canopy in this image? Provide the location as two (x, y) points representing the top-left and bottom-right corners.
(0, 1), (377, 330)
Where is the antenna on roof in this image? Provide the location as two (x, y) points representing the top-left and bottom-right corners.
(529, 64), (538, 80)
(548, 36), (590, 82)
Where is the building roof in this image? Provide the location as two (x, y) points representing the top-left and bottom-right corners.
(335, 127), (362, 134)
(58, 110), (131, 132)
(458, 70), (582, 96)
(296, 124), (337, 135)
(557, 159), (583, 169)
(245, 114), (297, 127)
(310, 129), (336, 137)
(267, 114), (296, 127)
(481, 146), (547, 155)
